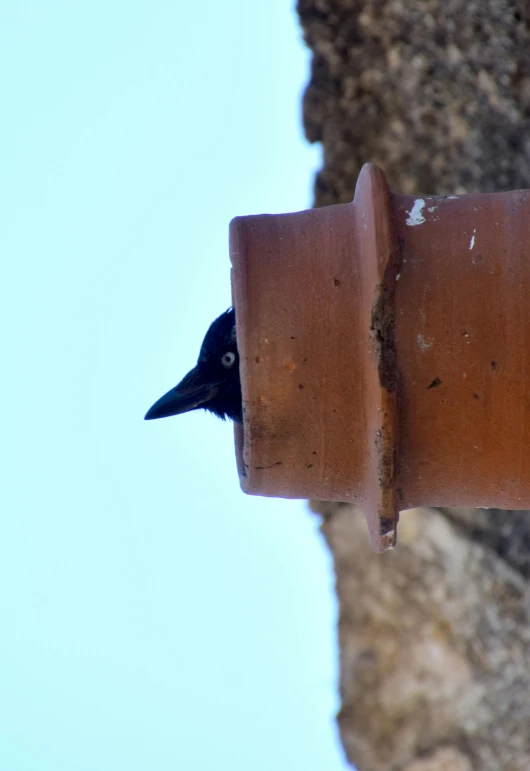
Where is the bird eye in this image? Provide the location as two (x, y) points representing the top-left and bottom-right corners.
(221, 351), (236, 368)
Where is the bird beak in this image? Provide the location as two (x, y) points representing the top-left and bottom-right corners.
(144, 366), (218, 420)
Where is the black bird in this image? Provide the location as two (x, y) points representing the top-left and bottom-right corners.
(144, 308), (242, 423)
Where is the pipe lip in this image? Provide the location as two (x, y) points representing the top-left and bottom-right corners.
(230, 164), (400, 551)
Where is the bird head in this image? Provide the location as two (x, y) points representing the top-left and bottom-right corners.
(144, 308), (242, 423)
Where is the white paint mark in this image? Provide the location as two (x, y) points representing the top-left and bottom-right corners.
(447, 195), (459, 199)
(427, 206), (438, 212)
(469, 228), (476, 250)
(396, 273), (401, 281)
(406, 198), (426, 226)
(417, 334), (433, 352)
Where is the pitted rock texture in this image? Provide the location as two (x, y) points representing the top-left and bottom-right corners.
(298, 0), (530, 205)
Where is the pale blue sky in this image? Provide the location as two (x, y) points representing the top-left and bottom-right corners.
(1, 2), (347, 769)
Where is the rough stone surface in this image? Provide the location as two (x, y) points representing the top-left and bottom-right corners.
(298, 2), (530, 769)
(405, 747), (474, 771)
(298, 0), (530, 206)
(311, 503), (530, 771)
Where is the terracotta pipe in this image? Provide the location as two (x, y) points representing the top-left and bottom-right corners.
(229, 164), (530, 551)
